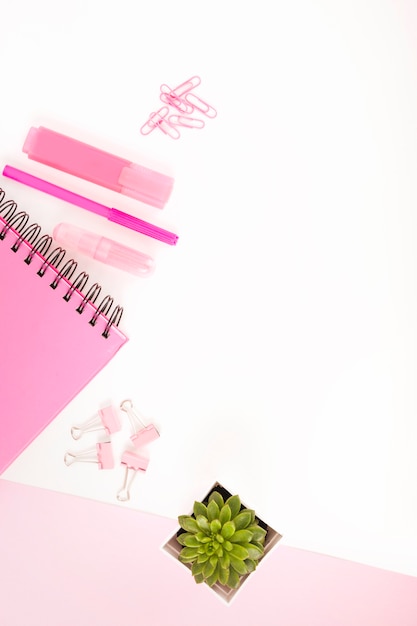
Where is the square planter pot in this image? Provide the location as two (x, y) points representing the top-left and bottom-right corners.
(162, 482), (282, 604)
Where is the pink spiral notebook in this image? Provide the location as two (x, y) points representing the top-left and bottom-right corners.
(0, 186), (128, 474)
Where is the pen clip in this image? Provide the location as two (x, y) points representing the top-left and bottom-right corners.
(64, 441), (114, 469)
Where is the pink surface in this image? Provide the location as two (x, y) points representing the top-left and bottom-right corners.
(0, 480), (416, 626)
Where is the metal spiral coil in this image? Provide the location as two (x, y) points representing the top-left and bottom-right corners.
(0, 187), (123, 337)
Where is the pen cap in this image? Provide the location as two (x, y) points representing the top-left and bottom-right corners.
(53, 223), (155, 277)
(23, 126), (174, 209)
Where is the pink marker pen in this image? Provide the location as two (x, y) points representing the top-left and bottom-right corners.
(23, 126), (174, 209)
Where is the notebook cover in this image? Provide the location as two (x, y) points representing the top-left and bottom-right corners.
(0, 215), (128, 474)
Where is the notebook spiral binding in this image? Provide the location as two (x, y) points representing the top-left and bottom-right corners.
(0, 187), (123, 338)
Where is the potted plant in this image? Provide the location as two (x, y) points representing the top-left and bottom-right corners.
(163, 482), (282, 603)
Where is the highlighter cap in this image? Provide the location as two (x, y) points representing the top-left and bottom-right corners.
(23, 126), (174, 209)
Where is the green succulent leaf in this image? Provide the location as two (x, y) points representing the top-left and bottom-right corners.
(193, 501), (208, 518)
(197, 552), (210, 563)
(176, 532), (193, 546)
(229, 544), (249, 560)
(225, 495), (241, 519)
(242, 543), (264, 560)
(181, 534), (202, 548)
(216, 533), (224, 544)
(206, 499), (220, 522)
(219, 553), (230, 569)
(227, 567), (241, 589)
(218, 564), (229, 586)
(216, 546), (224, 558)
(196, 531), (211, 543)
(203, 558), (216, 578)
(208, 490), (224, 509)
(192, 561), (205, 576)
(179, 553), (198, 564)
(178, 515), (199, 533)
(196, 514), (211, 533)
(229, 553), (248, 576)
(223, 540), (233, 551)
(219, 504), (232, 525)
(247, 525), (267, 542)
(230, 529), (253, 544)
(179, 547), (199, 559)
(179, 554), (197, 564)
(194, 572), (205, 584)
(251, 540), (266, 552)
(244, 558), (257, 573)
(221, 521), (235, 539)
(210, 519), (222, 534)
(233, 510), (253, 531)
(206, 563), (220, 587)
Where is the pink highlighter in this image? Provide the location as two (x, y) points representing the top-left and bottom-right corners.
(53, 223), (155, 277)
(23, 126), (174, 209)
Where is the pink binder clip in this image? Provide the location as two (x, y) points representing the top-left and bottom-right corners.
(184, 92), (217, 118)
(120, 399), (160, 448)
(117, 451), (149, 502)
(71, 405), (121, 440)
(140, 107), (180, 140)
(64, 441), (114, 469)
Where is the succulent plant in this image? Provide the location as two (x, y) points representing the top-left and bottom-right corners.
(177, 490), (266, 589)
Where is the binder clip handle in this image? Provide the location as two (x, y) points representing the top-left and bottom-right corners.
(120, 399), (160, 448)
(64, 441), (114, 469)
(71, 405), (121, 440)
(117, 451), (149, 502)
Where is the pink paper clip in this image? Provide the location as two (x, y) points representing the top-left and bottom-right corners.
(160, 75), (201, 113)
(160, 86), (194, 114)
(117, 451), (149, 502)
(184, 92), (217, 118)
(140, 107), (180, 140)
(120, 399), (160, 448)
(168, 115), (205, 129)
(71, 405), (121, 440)
(64, 441), (114, 469)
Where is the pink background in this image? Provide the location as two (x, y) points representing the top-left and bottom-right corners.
(1, 2), (417, 624)
(1, 480), (416, 626)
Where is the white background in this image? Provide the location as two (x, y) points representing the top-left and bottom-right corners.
(1, 0), (417, 577)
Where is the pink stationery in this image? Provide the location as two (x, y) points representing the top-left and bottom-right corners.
(3, 166), (179, 245)
(0, 185), (128, 475)
(22, 126), (174, 209)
